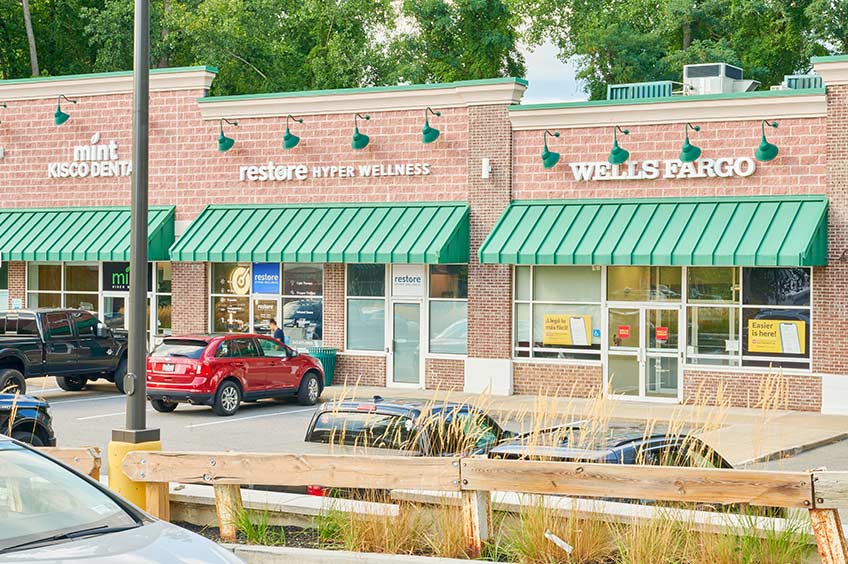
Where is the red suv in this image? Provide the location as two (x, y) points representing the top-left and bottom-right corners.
(146, 334), (324, 416)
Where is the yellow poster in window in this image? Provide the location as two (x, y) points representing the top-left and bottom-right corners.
(543, 314), (592, 346)
(747, 319), (805, 355)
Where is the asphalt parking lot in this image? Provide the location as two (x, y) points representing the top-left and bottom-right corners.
(27, 378), (320, 457)
(23, 376), (848, 475)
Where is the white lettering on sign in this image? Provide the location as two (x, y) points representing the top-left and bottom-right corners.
(239, 162), (431, 182)
(48, 132), (132, 179)
(567, 157), (756, 182)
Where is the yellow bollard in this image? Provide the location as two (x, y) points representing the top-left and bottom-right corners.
(107, 439), (162, 510)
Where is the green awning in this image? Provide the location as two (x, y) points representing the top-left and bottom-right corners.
(170, 203), (470, 263)
(0, 206), (175, 262)
(479, 196), (828, 266)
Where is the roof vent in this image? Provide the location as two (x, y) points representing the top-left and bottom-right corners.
(682, 63), (759, 95)
(771, 73), (823, 91)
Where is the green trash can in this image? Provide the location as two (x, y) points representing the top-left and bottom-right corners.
(307, 347), (338, 387)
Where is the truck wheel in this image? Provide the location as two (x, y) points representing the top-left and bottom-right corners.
(297, 372), (321, 406)
(212, 381), (241, 416)
(114, 358), (128, 394)
(12, 430), (44, 447)
(57, 376), (87, 392)
(150, 399), (178, 413)
(0, 369), (26, 394)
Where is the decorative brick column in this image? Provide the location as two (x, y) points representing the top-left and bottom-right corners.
(322, 264), (345, 350)
(814, 57), (848, 413)
(171, 262), (208, 335)
(465, 105), (514, 394)
(8, 261), (26, 307)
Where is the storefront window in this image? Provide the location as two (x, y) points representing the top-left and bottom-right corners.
(514, 266), (601, 360)
(429, 265), (467, 355)
(211, 263), (251, 295)
(0, 263), (7, 310)
(743, 268), (810, 306)
(608, 266), (681, 302)
(212, 296), (250, 333)
(687, 306), (740, 366)
(64, 264), (98, 292)
(284, 264), (322, 296)
(28, 263), (98, 314)
(156, 263), (172, 294)
(347, 265), (385, 351)
(282, 264), (323, 349)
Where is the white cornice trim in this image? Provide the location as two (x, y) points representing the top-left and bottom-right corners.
(197, 81), (527, 120)
(0, 68), (216, 101)
(509, 93), (826, 130)
(813, 59), (848, 87)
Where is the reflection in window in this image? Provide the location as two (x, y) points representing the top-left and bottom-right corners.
(608, 266), (681, 302)
(429, 301), (467, 354)
(212, 296), (249, 333)
(743, 268), (810, 306)
(347, 299), (385, 351)
(347, 264), (385, 297)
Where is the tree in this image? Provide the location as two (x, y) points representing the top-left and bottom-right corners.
(389, 0), (525, 84)
(806, 0), (848, 55)
(515, 0), (828, 99)
(21, 0), (38, 76)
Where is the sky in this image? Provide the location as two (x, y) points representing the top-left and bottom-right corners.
(520, 40), (587, 103)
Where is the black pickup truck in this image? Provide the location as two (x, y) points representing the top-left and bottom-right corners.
(0, 309), (128, 395)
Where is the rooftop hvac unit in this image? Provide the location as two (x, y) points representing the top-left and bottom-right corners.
(683, 63), (759, 95)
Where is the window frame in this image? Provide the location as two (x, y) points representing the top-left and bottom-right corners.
(427, 264), (468, 356)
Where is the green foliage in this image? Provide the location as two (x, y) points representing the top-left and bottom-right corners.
(515, 0), (833, 99)
(389, 0), (525, 84)
(234, 507), (286, 546)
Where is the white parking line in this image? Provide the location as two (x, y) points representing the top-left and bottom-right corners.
(29, 387), (62, 394)
(185, 407), (315, 429)
(50, 395), (124, 405)
(77, 409), (154, 421)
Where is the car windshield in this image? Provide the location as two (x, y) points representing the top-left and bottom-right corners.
(150, 339), (209, 359)
(0, 441), (138, 552)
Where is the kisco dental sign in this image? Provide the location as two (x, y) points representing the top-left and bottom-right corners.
(239, 162), (431, 182)
(567, 157), (756, 181)
(48, 133), (132, 179)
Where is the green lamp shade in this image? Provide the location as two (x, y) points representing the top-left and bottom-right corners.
(54, 109), (70, 126)
(352, 127), (369, 150)
(608, 140), (629, 165)
(541, 146), (560, 169)
(755, 136), (778, 162)
(218, 132), (235, 152)
(679, 138), (701, 162)
(422, 122), (440, 144)
(283, 127), (300, 150)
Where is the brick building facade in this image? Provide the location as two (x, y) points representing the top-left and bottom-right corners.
(0, 56), (847, 412)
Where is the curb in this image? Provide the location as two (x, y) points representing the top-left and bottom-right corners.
(223, 544), (488, 563)
(738, 431), (848, 466)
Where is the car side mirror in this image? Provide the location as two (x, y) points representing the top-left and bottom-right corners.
(96, 323), (111, 338)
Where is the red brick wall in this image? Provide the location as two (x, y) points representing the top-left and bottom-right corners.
(8, 261), (25, 306)
(171, 262), (208, 335)
(0, 90), (206, 211)
(684, 369), (822, 412)
(467, 105), (513, 360)
(323, 264), (345, 350)
(512, 118), (827, 200)
(334, 353), (386, 387)
(512, 362), (603, 397)
(425, 358), (465, 390)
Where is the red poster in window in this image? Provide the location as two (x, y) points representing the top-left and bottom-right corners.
(617, 325), (630, 339)
(656, 326), (669, 341)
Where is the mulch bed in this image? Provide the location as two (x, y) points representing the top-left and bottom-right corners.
(175, 521), (322, 549)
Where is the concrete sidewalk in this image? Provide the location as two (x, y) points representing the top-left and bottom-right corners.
(327, 386), (848, 467)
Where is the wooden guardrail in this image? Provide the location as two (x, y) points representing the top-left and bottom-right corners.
(37, 446), (101, 480)
(122, 451), (848, 563)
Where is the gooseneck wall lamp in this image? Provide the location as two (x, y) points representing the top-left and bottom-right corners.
(352, 113), (371, 150)
(217, 119), (238, 152)
(608, 126), (630, 165)
(679, 122), (702, 162)
(283, 115), (303, 150)
(541, 129), (561, 169)
(54, 95), (77, 126)
(755, 120), (779, 162)
(422, 107), (441, 144)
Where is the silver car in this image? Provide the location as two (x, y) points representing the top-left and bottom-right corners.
(0, 435), (242, 563)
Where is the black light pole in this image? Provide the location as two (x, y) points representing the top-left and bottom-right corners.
(112, 0), (159, 449)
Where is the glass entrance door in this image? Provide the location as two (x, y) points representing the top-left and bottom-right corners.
(606, 305), (681, 400)
(389, 302), (422, 385)
(103, 294), (127, 331)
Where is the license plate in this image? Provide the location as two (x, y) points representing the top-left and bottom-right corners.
(162, 363), (175, 373)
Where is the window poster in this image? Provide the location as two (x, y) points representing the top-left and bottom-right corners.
(747, 319), (805, 355)
(542, 314), (592, 346)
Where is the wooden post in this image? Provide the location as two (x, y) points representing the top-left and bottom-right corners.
(461, 489), (491, 558)
(145, 482), (170, 522)
(214, 484), (244, 543)
(811, 509), (848, 564)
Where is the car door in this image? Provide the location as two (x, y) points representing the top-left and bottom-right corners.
(231, 337), (265, 396)
(256, 337), (298, 391)
(70, 311), (112, 374)
(43, 312), (78, 375)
